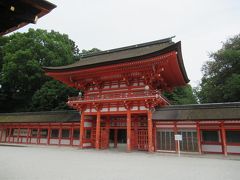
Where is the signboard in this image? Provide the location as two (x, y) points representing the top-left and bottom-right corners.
(175, 134), (182, 141)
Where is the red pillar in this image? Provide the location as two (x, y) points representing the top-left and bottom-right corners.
(196, 122), (202, 154)
(114, 129), (118, 148)
(96, 111), (101, 150)
(17, 128), (20, 143)
(174, 122), (178, 153)
(70, 124), (74, 146)
(0, 128), (3, 142)
(47, 126), (50, 145)
(127, 109), (131, 152)
(59, 125), (62, 146)
(37, 128), (40, 144)
(80, 112), (85, 148)
(8, 128), (12, 143)
(221, 122), (227, 156)
(148, 110), (154, 152)
(26, 128), (30, 144)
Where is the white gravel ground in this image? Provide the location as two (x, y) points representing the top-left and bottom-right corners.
(0, 145), (240, 180)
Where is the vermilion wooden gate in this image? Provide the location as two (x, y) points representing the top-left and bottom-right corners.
(137, 129), (148, 150)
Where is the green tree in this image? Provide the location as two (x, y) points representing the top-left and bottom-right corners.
(164, 85), (197, 105)
(30, 80), (78, 111)
(0, 29), (80, 112)
(196, 34), (240, 103)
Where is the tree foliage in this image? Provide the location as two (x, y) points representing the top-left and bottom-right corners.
(164, 85), (197, 105)
(30, 80), (78, 111)
(0, 29), (81, 112)
(196, 34), (240, 103)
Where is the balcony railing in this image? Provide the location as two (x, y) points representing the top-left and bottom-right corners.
(68, 90), (169, 103)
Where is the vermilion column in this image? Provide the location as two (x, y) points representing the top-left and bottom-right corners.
(221, 122), (227, 156)
(127, 109), (131, 152)
(96, 110), (101, 150)
(148, 110), (154, 152)
(174, 122), (178, 153)
(196, 122), (202, 154)
(79, 112), (85, 148)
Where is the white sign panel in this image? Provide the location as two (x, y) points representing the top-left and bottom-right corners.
(175, 134), (182, 141)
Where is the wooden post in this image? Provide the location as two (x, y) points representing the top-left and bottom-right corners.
(96, 111), (101, 150)
(127, 109), (131, 152)
(17, 128), (20, 143)
(0, 128), (3, 142)
(80, 112), (85, 148)
(59, 125), (62, 146)
(114, 129), (118, 148)
(47, 126), (50, 145)
(26, 128), (30, 144)
(8, 128), (12, 143)
(221, 122), (227, 156)
(196, 122), (202, 154)
(37, 128), (40, 144)
(70, 124), (74, 146)
(174, 122), (178, 153)
(148, 110), (154, 152)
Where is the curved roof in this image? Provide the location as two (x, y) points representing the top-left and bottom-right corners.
(44, 38), (190, 83)
(0, 0), (56, 36)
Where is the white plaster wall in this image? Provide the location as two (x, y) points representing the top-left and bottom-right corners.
(61, 139), (70, 145)
(102, 108), (108, 112)
(140, 106), (147, 110)
(110, 107), (117, 111)
(9, 137), (14, 142)
(50, 139), (59, 145)
(31, 138), (37, 144)
(73, 140), (80, 145)
(83, 143), (91, 147)
(119, 107), (126, 111)
(132, 106), (138, 110)
(40, 138), (47, 144)
(21, 138), (27, 143)
(13, 137), (18, 143)
(227, 145), (240, 153)
(0, 130), (6, 142)
(201, 145), (222, 153)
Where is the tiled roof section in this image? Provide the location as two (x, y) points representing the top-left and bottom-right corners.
(0, 0), (56, 36)
(152, 102), (240, 120)
(0, 110), (79, 123)
(43, 37), (175, 71)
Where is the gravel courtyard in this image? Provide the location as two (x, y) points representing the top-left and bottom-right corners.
(0, 145), (240, 180)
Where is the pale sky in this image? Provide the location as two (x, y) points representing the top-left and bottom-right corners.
(18, 0), (240, 87)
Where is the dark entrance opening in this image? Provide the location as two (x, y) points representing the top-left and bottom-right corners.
(109, 129), (127, 149)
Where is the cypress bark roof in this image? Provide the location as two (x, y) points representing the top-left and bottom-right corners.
(0, 111), (79, 123)
(152, 102), (240, 120)
(44, 37), (190, 84)
(0, 0), (56, 36)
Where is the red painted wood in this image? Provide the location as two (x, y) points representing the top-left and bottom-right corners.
(80, 112), (85, 148)
(221, 122), (227, 156)
(196, 122), (202, 154)
(95, 111), (101, 149)
(148, 110), (154, 152)
(127, 109), (131, 151)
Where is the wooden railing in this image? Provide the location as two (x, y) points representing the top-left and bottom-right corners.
(68, 90), (165, 102)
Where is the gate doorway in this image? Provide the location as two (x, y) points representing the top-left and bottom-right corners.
(109, 129), (127, 151)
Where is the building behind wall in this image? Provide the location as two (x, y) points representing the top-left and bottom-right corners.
(0, 37), (240, 155)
